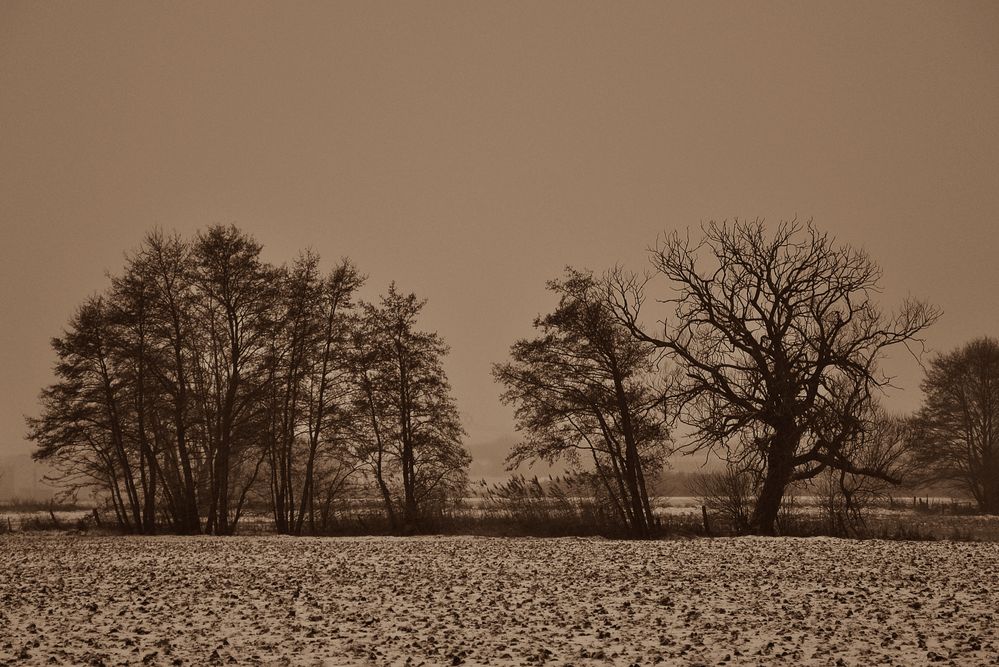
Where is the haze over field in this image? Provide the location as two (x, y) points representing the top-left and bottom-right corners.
(2, 2), (998, 482)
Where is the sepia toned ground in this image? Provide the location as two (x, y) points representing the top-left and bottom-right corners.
(1, 535), (997, 666)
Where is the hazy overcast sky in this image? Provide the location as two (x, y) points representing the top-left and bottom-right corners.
(2, 1), (998, 477)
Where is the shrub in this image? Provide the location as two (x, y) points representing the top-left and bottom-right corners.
(689, 467), (755, 534)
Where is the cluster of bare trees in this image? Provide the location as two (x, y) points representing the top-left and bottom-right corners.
(27, 226), (469, 534)
(498, 220), (945, 535)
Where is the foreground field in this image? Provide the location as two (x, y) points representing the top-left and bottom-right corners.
(1, 535), (997, 666)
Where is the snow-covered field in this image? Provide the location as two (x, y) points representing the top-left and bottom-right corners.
(1, 535), (997, 666)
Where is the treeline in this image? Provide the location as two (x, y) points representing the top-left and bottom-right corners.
(27, 226), (469, 535)
(28, 220), (999, 538)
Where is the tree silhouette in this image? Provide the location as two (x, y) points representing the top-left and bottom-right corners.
(27, 225), (464, 535)
(494, 268), (670, 537)
(608, 219), (938, 534)
(912, 337), (999, 514)
(350, 283), (470, 531)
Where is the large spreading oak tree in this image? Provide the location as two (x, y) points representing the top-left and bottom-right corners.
(607, 219), (939, 534)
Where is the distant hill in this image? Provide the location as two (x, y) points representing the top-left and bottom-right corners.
(0, 453), (57, 502)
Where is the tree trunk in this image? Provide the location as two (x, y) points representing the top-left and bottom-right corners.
(751, 432), (796, 535)
(377, 470), (397, 531)
(98, 357), (142, 533)
(172, 343), (200, 534)
(135, 358), (157, 534)
(590, 448), (629, 528)
(213, 358), (239, 535)
(398, 358), (418, 531)
(295, 443), (319, 536)
(610, 365), (649, 538)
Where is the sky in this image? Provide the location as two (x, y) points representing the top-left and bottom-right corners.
(2, 1), (998, 479)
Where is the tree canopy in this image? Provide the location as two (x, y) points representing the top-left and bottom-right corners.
(607, 219), (939, 533)
(494, 268), (670, 537)
(911, 337), (999, 514)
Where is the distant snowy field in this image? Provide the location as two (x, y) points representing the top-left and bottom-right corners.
(2, 535), (997, 666)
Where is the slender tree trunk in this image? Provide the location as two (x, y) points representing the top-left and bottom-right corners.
(608, 444), (636, 529)
(296, 307), (337, 536)
(399, 359), (418, 530)
(106, 464), (130, 532)
(635, 453), (656, 530)
(376, 464), (397, 531)
(269, 366), (291, 534)
(610, 370), (649, 538)
(134, 349), (157, 534)
(97, 354), (143, 532)
(270, 427), (287, 533)
(279, 338), (302, 533)
(149, 451), (179, 528)
(296, 443), (319, 536)
(172, 342), (200, 534)
(213, 351), (240, 534)
(590, 448), (629, 528)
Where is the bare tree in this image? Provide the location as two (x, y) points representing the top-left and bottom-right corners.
(608, 219), (938, 534)
(349, 307), (400, 528)
(911, 337), (999, 513)
(108, 264), (159, 532)
(32, 232), (209, 533)
(689, 465), (755, 534)
(494, 268), (670, 537)
(295, 259), (364, 534)
(350, 284), (470, 531)
(191, 225), (278, 535)
(27, 297), (144, 531)
(265, 253), (364, 534)
(264, 253), (320, 534)
(812, 405), (912, 535)
(132, 231), (202, 534)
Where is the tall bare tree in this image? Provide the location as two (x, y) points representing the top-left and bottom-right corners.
(608, 219), (938, 534)
(265, 253), (320, 533)
(351, 284), (470, 531)
(494, 268), (670, 537)
(108, 265), (159, 532)
(132, 231), (202, 533)
(192, 225), (278, 535)
(911, 337), (999, 513)
(265, 253), (364, 534)
(27, 297), (144, 530)
(295, 259), (364, 534)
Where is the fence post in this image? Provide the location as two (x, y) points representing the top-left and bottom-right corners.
(701, 505), (712, 536)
